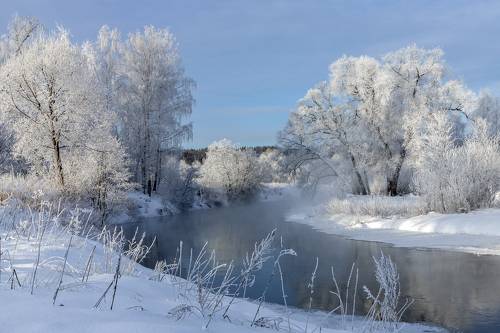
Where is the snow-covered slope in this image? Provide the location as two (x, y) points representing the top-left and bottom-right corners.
(288, 208), (500, 255)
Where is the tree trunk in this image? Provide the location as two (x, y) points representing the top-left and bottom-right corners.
(152, 145), (161, 192)
(141, 153), (147, 194)
(50, 127), (64, 188)
(147, 179), (152, 197)
(350, 154), (369, 195)
(47, 95), (64, 188)
(354, 170), (368, 195)
(387, 177), (398, 196)
(141, 107), (150, 193)
(152, 172), (157, 192)
(387, 147), (406, 196)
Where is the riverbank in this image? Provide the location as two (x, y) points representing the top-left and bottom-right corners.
(0, 200), (445, 333)
(287, 204), (500, 255)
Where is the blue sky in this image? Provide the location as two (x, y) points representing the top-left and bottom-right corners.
(1, 0), (500, 147)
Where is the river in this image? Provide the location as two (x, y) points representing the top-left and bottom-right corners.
(122, 199), (500, 333)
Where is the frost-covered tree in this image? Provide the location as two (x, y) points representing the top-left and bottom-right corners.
(0, 16), (39, 170)
(281, 45), (476, 196)
(0, 17), (200, 217)
(279, 81), (367, 194)
(66, 137), (130, 221)
(375, 46), (447, 194)
(0, 15), (40, 62)
(83, 25), (122, 124)
(0, 28), (129, 210)
(472, 91), (500, 136)
(83, 25), (195, 197)
(0, 30), (93, 187)
(198, 139), (261, 202)
(257, 148), (287, 183)
(119, 26), (194, 195)
(158, 156), (199, 209)
(0, 123), (16, 173)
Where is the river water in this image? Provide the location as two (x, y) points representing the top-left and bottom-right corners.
(123, 199), (500, 333)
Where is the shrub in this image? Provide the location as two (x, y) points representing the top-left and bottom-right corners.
(157, 156), (199, 210)
(414, 119), (500, 213)
(198, 139), (261, 202)
(257, 148), (288, 183)
(0, 173), (57, 205)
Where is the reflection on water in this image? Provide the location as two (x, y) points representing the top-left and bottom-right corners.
(122, 200), (500, 333)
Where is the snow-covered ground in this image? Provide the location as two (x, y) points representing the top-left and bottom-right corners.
(0, 201), (445, 333)
(288, 207), (500, 255)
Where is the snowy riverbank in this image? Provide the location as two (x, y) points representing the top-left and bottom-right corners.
(288, 207), (500, 255)
(0, 201), (445, 333)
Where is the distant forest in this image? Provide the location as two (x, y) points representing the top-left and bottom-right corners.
(182, 146), (277, 164)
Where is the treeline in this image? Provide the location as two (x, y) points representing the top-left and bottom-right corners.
(181, 146), (277, 165)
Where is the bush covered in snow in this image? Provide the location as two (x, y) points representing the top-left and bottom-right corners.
(198, 139), (261, 202)
(156, 156), (199, 210)
(413, 116), (500, 213)
(0, 173), (56, 205)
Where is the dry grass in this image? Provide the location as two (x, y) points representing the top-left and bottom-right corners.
(328, 195), (428, 218)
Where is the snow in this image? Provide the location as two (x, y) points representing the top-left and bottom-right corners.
(0, 277), (443, 333)
(127, 191), (178, 218)
(287, 208), (500, 255)
(0, 202), (445, 333)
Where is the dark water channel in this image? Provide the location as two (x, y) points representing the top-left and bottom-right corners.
(122, 200), (500, 333)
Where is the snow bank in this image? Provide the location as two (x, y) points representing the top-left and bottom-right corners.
(0, 202), (444, 333)
(356, 209), (500, 235)
(288, 208), (500, 255)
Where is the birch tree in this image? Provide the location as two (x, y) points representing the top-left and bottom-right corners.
(0, 15), (40, 63)
(83, 25), (122, 122)
(0, 30), (87, 186)
(119, 26), (194, 195)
